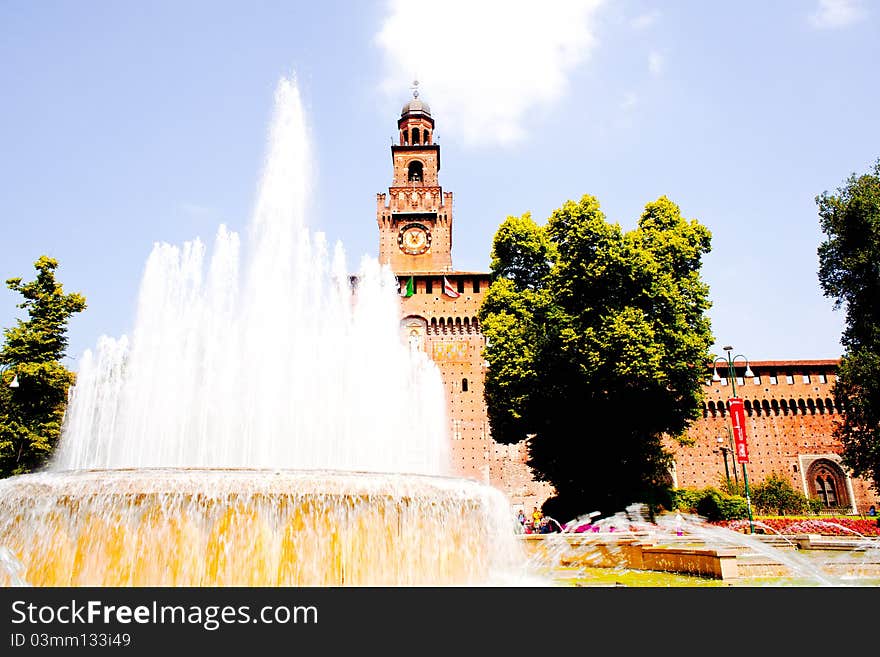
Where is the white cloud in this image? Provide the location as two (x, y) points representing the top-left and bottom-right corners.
(631, 10), (660, 30)
(375, 0), (605, 147)
(620, 92), (638, 111)
(808, 0), (865, 29)
(648, 51), (663, 76)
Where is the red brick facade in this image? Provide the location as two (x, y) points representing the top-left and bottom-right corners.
(668, 359), (877, 514)
(376, 90), (877, 517)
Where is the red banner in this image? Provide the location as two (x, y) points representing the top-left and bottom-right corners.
(728, 397), (749, 463)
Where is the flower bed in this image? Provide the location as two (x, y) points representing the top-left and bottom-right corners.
(714, 517), (880, 537)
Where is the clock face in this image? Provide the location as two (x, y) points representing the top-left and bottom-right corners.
(398, 223), (431, 255)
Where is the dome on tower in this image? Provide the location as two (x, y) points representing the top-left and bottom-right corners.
(401, 81), (431, 117)
(401, 97), (431, 117)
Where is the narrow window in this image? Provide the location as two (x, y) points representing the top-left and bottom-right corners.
(818, 374), (827, 384)
(457, 278), (465, 293)
(426, 279), (433, 294)
(769, 374), (778, 385)
(412, 127), (420, 144)
(462, 378), (469, 392)
(752, 374), (761, 384)
(786, 374), (795, 384)
(473, 279), (480, 293)
(736, 376), (745, 386)
(802, 374), (811, 384)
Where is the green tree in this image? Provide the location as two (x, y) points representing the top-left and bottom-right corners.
(817, 159), (880, 492)
(751, 473), (809, 516)
(0, 256), (86, 477)
(479, 194), (714, 519)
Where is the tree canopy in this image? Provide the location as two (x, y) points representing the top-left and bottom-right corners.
(479, 194), (713, 519)
(817, 158), (880, 492)
(0, 256), (86, 477)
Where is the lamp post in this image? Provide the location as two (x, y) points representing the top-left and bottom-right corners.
(712, 345), (755, 533)
(716, 436), (731, 488)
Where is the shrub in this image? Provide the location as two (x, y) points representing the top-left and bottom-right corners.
(672, 487), (748, 521)
(751, 472), (810, 516)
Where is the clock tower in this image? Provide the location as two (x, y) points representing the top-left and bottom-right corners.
(375, 84), (554, 513)
(377, 81), (452, 272)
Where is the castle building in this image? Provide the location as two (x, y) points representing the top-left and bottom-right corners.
(376, 84), (553, 512)
(377, 86), (876, 517)
(669, 359), (876, 514)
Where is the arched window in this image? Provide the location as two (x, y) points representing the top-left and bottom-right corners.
(462, 378), (469, 392)
(825, 397), (835, 413)
(403, 129), (409, 145)
(771, 399), (780, 415)
(412, 127), (420, 144)
(816, 398), (825, 414)
(762, 399), (771, 415)
(807, 398), (816, 414)
(790, 399), (798, 415)
(798, 399), (807, 414)
(708, 401), (717, 415)
(744, 400), (753, 415)
(780, 399), (789, 415)
(407, 161), (423, 182)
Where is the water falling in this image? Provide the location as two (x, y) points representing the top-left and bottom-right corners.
(0, 74), (532, 586)
(54, 76), (451, 476)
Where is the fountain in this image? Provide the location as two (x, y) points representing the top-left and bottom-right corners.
(2, 73), (875, 590)
(0, 74), (529, 587)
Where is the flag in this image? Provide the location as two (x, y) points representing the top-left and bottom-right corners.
(400, 276), (414, 298)
(443, 276), (460, 298)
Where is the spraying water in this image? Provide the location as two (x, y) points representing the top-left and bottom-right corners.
(0, 74), (533, 586)
(54, 76), (450, 476)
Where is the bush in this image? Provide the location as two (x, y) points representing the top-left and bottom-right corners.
(807, 498), (824, 514)
(718, 495), (749, 520)
(671, 488), (703, 514)
(672, 487), (748, 521)
(751, 473), (811, 516)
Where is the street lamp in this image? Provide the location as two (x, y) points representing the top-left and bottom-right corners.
(716, 436), (731, 488)
(713, 345), (755, 533)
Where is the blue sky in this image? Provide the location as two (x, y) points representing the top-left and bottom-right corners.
(1, 0), (877, 366)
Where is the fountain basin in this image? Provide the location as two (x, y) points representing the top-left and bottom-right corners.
(0, 468), (519, 586)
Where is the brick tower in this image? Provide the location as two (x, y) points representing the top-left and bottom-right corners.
(377, 83), (554, 512)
